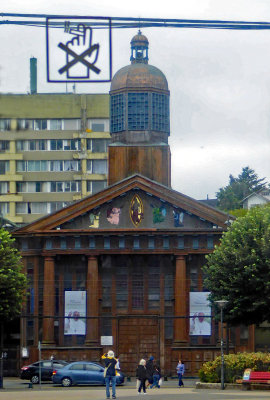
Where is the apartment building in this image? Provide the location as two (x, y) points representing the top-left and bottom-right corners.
(0, 93), (110, 225)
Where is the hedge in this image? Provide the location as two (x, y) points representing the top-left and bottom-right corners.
(199, 352), (270, 383)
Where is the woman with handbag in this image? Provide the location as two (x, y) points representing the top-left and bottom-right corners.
(101, 350), (118, 399)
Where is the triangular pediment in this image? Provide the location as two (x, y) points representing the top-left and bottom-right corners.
(15, 174), (230, 233)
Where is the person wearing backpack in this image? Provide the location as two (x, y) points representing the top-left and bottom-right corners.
(150, 362), (161, 388)
(102, 350), (118, 399)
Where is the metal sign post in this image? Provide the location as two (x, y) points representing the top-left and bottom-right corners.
(38, 341), (41, 388)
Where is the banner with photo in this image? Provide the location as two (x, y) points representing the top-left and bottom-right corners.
(189, 292), (211, 336)
(64, 291), (86, 335)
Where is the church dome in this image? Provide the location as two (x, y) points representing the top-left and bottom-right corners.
(110, 63), (168, 92)
(109, 31), (170, 143)
(110, 31), (168, 92)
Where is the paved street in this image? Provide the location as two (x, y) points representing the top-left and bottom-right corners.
(1, 378), (270, 400)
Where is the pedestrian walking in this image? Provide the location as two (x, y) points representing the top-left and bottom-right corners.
(146, 355), (154, 387)
(136, 359), (147, 394)
(176, 359), (185, 387)
(101, 350), (118, 399)
(150, 362), (161, 388)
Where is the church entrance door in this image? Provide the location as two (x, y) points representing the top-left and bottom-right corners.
(118, 317), (159, 376)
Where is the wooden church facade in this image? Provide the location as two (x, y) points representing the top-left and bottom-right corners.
(14, 32), (255, 376)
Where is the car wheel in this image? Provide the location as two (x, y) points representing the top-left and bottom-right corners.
(62, 377), (72, 387)
(31, 375), (39, 384)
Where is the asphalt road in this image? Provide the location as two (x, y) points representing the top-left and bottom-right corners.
(1, 378), (270, 400)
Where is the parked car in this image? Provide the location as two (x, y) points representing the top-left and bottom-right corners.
(20, 360), (69, 384)
(52, 361), (125, 387)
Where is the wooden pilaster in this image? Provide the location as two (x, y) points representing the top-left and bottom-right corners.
(174, 255), (188, 343)
(42, 256), (55, 345)
(85, 256), (99, 345)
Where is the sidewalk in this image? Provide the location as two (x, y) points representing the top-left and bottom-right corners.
(1, 385), (270, 400)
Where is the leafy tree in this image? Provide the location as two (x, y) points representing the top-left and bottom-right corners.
(203, 204), (270, 326)
(0, 228), (27, 321)
(216, 166), (268, 211)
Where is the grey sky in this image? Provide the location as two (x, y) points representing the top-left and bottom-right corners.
(1, 0), (270, 199)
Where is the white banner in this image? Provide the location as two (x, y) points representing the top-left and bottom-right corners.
(189, 292), (211, 336)
(64, 291), (86, 335)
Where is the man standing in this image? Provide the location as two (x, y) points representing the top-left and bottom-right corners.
(102, 350), (118, 399)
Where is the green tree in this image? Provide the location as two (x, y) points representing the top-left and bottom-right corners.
(216, 166), (268, 211)
(203, 204), (270, 326)
(0, 228), (27, 321)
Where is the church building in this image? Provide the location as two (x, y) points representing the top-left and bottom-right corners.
(14, 32), (254, 377)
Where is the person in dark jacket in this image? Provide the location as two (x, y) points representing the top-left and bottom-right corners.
(136, 359), (147, 394)
(150, 363), (161, 388)
(146, 355), (155, 386)
(101, 350), (118, 399)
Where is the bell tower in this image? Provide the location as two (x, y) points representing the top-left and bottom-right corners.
(108, 31), (171, 187)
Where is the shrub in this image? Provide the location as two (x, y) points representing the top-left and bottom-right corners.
(199, 352), (270, 383)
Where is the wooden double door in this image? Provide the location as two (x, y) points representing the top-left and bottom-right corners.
(117, 317), (160, 376)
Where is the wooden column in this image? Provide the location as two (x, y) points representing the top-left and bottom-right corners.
(85, 256), (99, 345)
(174, 255), (188, 343)
(159, 266), (165, 372)
(42, 256), (55, 345)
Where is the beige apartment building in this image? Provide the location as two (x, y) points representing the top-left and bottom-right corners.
(0, 93), (110, 225)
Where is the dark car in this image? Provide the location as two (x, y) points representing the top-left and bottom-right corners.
(20, 360), (69, 384)
(52, 361), (125, 387)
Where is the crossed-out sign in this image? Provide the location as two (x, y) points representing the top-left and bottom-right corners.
(46, 17), (112, 83)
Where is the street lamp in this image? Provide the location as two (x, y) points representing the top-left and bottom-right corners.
(215, 300), (228, 390)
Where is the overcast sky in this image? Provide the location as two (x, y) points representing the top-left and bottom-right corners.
(1, 0), (270, 199)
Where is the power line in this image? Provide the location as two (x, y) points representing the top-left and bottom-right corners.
(1, 13), (270, 30)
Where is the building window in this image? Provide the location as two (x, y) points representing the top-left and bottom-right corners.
(133, 236), (140, 249)
(0, 202), (9, 215)
(177, 236), (184, 249)
(0, 161), (9, 174)
(89, 237), (96, 249)
(86, 160), (107, 174)
(0, 119), (11, 131)
(119, 237), (125, 249)
(110, 93), (126, 133)
(207, 235), (214, 249)
(152, 93), (170, 133)
(34, 119), (47, 130)
(87, 139), (110, 152)
(49, 119), (62, 130)
(0, 182), (9, 194)
(17, 119), (34, 130)
(128, 92), (149, 130)
(116, 266), (128, 309)
(104, 237), (110, 249)
(148, 266), (160, 309)
(192, 236), (199, 250)
(86, 180), (107, 193)
(163, 236), (169, 249)
(50, 181), (81, 192)
(148, 236), (155, 249)
(63, 119), (80, 130)
(92, 123), (105, 132)
(0, 141), (9, 151)
(132, 268), (144, 309)
(16, 160), (81, 172)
